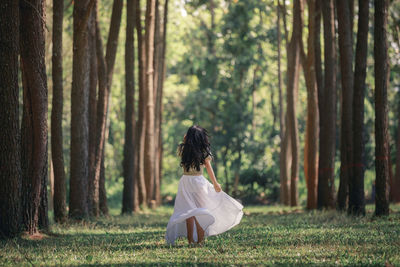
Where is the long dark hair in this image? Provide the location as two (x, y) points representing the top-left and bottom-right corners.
(178, 125), (212, 172)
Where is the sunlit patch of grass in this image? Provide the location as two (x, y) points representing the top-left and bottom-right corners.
(1, 204), (399, 266)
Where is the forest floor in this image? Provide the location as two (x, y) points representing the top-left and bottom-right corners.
(1, 204), (399, 266)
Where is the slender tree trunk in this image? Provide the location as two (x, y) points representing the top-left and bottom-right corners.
(318, 0), (337, 209)
(20, 0), (49, 234)
(302, 0), (319, 210)
(92, 13), (108, 217)
(88, 4), (98, 214)
(288, 0), (303, 207)
(153, 0), (161, 206)
(336, 0), (354, 211)
(0, 0), (21, 238)
(144, 0), (156, 205)
(122, 0), (136, 214)
(394, 97), (400, 202)
(89, 0), (123, 216)
(349, 0), (369, 216)
(52, 0), (67, 223)
(153, 0), (161, 207)
(374, 0), (390, 216)
(278, 0), (291, 205)
(277, 1), (285, 202)
(69, 0), (94, 219)
(135, 0), (148, 207)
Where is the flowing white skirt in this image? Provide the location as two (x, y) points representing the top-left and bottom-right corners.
(165, 175), (243, 245)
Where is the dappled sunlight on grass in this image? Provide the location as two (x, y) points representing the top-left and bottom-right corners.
(1, 204), (399, 265)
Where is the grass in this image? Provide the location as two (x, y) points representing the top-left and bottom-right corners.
(1, 204), (399, 266)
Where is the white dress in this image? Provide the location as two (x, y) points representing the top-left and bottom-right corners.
(165, 158), (244, 245)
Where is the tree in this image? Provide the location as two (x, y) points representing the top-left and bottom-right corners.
(51, 0), (67, 223)
(374, 0), (390, 216)
(135, 0), (148, 207)
(69, 0), (95, 219)
(287, 0), (303, 206)
(394, 96), (400, 203)
(89, 0), (123, 216)
(20, 0), (49, 233)
(122, 0), (137, 214)
(336, 0), (354, 211)
(144, 0), (156, 205)
(0, 0), (21, 238)
(278, 0), (290, 206)
(349, 0), (369, 216)
(317, 0), (337, 209)
(153, 0), (168, 206)
(301, 0), (319, 210)
(88, 3), (98, 217)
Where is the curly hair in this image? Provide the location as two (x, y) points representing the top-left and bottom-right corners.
(178, 125), (212, 172)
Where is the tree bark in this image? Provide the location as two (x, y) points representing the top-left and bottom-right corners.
(135, 0), (148, 207)
(89, 0), (123, 217)
(318, 0), (337, 209)
(374, 0), (390, 216)
(20, 0), (49, 234)
(88, 3), (98, 215)
(122, 0), (136, 214)
(288, 0), (303, 207)
(336, 0), (354, 211)
(52, 0), (67, 223)
(349, 0), (369, 216)
(0, 0), (22, 238)
(314, 0), (323, 103)
(99, 150), (109, 215)
(302, 0), (319, 210)
(278, 0), (291, 206)
(144, 0), (156, 205)
(394, 96), (400, 202)
(69, 0), (94, 219)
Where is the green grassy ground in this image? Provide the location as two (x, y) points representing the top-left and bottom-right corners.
(1, 204), (399, 266)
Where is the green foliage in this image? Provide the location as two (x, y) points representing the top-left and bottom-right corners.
(1, 204), (399, 265)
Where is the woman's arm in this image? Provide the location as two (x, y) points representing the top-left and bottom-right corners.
(205, 159), (222, 192)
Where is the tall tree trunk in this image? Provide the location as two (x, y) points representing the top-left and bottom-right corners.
(318, 0), (337, 209)
(52, 0), (67, 223)
(20, 0), (49, 234)
(135, 0), (148, 207)
(122, 0), (136, 214)
(374, 0), (390, 216)
(153, 0), (160, 207)
(69, 0), (94, 219)
(89, 0), (123, 217)
(278, 0), (290, 205)
(288, 0), (303, 207)
(302, 0), (319, 210)
(349, 0), (369, 216)
(88, 4), (98, 215)
(336, 0), (354, 211)
(0, 0), (21, 238)
(92, 13), (108, 217)
(394, 95), (400, 202)
(153, 0), (161, 206)
(144, 0), (156, 205)
(157, 0), (169, 205)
